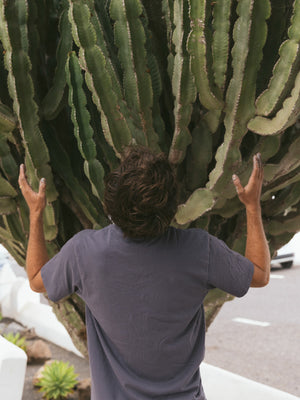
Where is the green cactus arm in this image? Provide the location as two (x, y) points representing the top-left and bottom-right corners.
(41, 0), (73, 120)
(187, 0), (223, 110)
(83, 159), (105, 202)
(84, 88), (119, 171)
(163, 0), (175, 94)
(288, 0), (300, 40)
(26, 0), (39, 88)
(213, 197), (244, 219)
(207, 0), (271, 195)
(261, 135), (300, 201)
(247, 71), (300, 135)
(140, 9), (165, 144)
(66, 51), (105, 201)
(0, 102), (17, 133)
(168, 0), (197, 164)
(186, 121), (213, 191)
(0, 0), (58, 203)
(2, 214), (25, 243)
(86, 0), (122, 99)
(110, 0), (159, 150)
(174, 188), (215, 225)
(212, 0), (232, 93)
(262, 165), (300, 202)
(0, 176), (17, 197)
(265, 213), (300, 236)
(94, 0), (115, 47)
(266, 135), (300, 182)
(255, 0), (300, 116)
(0, 224), (26, 266)
(264, 181), (300, 217)
(255, 42), (299, 117)
(0, 137), (19, 183)
(69, 0), (132, 155)
(44, 124), (104, 227)
(0, 224), (19, 244)
(202, 109), (222, 134)
(162, 0), (173, 52)
(0, 198), (17, 215)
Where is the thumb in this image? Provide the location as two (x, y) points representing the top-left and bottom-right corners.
(38, 178), (46, 196)
(232, 174), (244, 195)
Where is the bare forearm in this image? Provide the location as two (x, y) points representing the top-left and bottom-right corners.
(26, 211), (49, 282)
(245, 206), (270, 286)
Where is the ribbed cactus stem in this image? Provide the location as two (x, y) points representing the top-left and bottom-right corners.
(168, 0), (196, 164)
(66, 51), (105, 202)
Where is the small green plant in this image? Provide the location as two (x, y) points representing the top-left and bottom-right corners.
(3, 332), (27, 352)
(36, 360), (78, 400)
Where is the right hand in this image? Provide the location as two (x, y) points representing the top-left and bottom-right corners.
(232, 153), (263, 212)
(18, 164), (47, 216)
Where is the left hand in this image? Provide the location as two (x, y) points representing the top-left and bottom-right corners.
(18, 164), (47, 215)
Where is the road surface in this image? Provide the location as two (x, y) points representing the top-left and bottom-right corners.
(205, 262), (300, 397)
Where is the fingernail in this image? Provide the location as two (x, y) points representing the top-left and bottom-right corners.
(232, 174), (237, 181)
(40, 178), (46, 184)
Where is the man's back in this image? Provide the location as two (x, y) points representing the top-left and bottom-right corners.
(41, 224), (253, 400)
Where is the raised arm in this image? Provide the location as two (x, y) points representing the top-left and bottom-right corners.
(18, 164), (48, 292)
(232, 153), (271, 287)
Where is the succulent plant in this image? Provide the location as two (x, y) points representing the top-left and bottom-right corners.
(3, 332), (27, 352)
(35, 360), (78, 400)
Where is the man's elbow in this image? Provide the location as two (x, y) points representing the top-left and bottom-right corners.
(251, 265), (270, 287)
(260, 274), (270, 287)
(29, 281), (45, 293)
(29, 274), (46, 293)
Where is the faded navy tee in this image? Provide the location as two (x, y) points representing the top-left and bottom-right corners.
(41, 224), (254, 400)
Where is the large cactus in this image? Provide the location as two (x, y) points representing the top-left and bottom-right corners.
(0, 0), (299, 356)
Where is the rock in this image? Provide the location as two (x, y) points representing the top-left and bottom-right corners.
(1, 321), (25, 335)
(77, 378), (91, 400)
(27, 340), (52, 364)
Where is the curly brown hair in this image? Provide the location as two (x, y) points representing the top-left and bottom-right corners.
(104, 146), (178, 239)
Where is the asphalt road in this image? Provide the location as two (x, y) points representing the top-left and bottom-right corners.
(204, 262), (300, 398)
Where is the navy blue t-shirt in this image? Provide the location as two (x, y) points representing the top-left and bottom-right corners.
(41, 224), (254, 400)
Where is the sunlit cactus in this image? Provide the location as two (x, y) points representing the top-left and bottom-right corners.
(0, 0), (299, 355)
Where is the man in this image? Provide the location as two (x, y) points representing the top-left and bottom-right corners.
(19, 146), (270, 400)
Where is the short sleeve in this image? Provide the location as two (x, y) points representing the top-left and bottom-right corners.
(41, 236), (82, 302)
(208, 234), (254, 297)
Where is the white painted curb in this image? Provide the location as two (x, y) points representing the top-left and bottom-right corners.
(0, 335), (27, 400)
(201, 363), (300, 400)
(0, 262), (82, 357)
